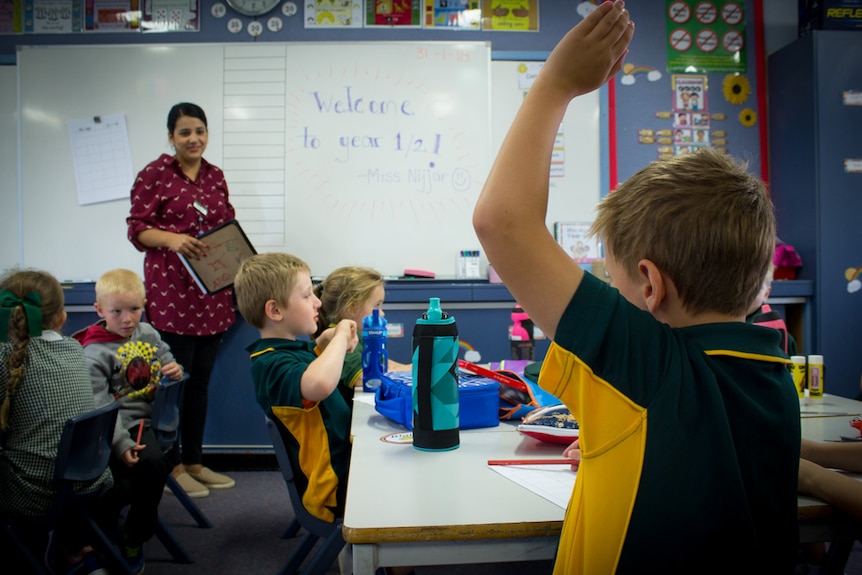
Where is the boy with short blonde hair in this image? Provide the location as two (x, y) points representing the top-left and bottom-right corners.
(74, 268), (183, 574)
(472, 3), (799, 573)
(234, 253), (357, 522)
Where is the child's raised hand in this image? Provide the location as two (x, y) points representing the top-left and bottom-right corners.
(334, 319), (358, 353)
(540, 0), (634, 101)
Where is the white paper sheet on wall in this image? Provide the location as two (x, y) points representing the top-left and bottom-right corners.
(66, 113), (134, 206)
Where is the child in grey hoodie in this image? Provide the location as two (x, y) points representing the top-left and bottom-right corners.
(73, 268), (182, 575)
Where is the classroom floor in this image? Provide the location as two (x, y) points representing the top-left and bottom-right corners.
(141, 468), (861, 575)
(144, 469), (555, 575)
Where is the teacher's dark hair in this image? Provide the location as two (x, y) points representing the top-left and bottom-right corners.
(167, 102), (208, 134)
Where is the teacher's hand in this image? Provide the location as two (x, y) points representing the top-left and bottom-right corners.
(169, 233), (208, 260)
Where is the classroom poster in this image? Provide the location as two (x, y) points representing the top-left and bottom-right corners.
(0, 0), (22, 33)
(423, 0), (480, 29)
(665, 0), (746, 73)
(140, 0), (198, 32)
(304, 0), (362, 28)
(554, 222), (601, 263)
(366, 0), (421, 27)
(84, 0), (140, 31)
(672, 74), (710, 155)
(23, 0), (82, 33)
(481, 0), (539, 31)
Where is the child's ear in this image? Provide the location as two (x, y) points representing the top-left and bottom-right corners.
(638, 260), (667, 314)
(264, 299), (283, 321)
(93, 301), (105, 318)
(50, 310), (67, 331)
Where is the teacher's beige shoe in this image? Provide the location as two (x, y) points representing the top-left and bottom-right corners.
(188, 466), (236, 489)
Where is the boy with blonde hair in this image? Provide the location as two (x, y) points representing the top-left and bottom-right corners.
(472, 3), (799, 573)
(234, 253), (357, 522)
(73, 268), (183, 574)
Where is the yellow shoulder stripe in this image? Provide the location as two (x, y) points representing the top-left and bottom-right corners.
(249, 347), (276, 359)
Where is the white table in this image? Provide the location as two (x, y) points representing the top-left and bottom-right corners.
(345, 392), (563, 574)
(799, 393), (862, 418)
(344, 391), (862, 574)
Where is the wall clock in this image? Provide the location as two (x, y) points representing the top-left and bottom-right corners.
(226, 0), (281, 17)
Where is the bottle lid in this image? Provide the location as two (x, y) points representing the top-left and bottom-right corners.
(807, 355), (824, 363)
(427, 297), (442, 321)
(417, 297), (454, 325)
(363, 308), (387, 334)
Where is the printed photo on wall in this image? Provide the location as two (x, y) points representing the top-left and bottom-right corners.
(673, 74), (708, 113)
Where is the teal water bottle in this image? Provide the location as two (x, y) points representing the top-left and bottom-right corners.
(412, 298), (460, 451)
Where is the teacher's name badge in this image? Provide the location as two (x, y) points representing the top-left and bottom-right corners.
(193, 200), (208, 216)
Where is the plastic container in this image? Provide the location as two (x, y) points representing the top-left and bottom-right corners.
(375, 371), (499, 430)
(411, 298), (460, 451)
(789, 355), (806, 398)
(807, 355), (824, 399)
(361, 309), (389, 392)
(509, 304), (535, 361)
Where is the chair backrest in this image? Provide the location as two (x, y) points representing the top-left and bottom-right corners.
(151, 375), (188, 453)
(54, 401), (120, 483)
(264, 416), (341, 537)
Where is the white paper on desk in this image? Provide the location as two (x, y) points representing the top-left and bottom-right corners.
(491, 465), (576, 509)
(353, 394), (376, 406)
(66, 113), (134, 206)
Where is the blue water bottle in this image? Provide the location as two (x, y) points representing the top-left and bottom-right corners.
(361, 309), (389, 392)
(412, 298), (460, 451)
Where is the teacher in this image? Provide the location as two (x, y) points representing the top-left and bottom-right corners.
(127, 102), (236, 498)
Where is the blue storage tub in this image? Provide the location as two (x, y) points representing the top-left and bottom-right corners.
(375, 371), (499, 430)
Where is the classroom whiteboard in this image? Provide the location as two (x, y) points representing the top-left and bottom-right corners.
(490, 61), (600, 234)
(16, 43), (599, 281)
(0, 66), (17, 274)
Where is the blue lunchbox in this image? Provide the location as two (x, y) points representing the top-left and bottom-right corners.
(374, 370), (500, 430)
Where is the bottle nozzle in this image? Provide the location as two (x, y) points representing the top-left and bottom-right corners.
(426, 297), (443, 322)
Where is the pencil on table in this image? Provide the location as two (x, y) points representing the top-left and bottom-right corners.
(487, 459), (574, 466)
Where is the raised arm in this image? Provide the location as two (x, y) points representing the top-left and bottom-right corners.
(302, 319), (357, 402)
(473, 1), (633, 340)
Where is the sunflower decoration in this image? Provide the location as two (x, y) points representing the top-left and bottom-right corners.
(723, 74), (751, 105)
(116, 340), (162, 401)
(739, 108), (757, 127)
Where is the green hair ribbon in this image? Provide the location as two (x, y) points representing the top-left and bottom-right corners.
(0, 290), (43, 342)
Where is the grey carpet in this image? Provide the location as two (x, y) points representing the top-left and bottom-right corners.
(145, 469), (554, 575)
(145, 469), (862, 575)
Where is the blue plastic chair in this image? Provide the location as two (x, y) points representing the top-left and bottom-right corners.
(151, 374), (212, 530)
(148, 375), (208, 565)
(1, 402), (128, 575)
(264, 416), (346, 575)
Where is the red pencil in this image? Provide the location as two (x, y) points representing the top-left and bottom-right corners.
(487, 459), (573, 466)
(136, 418), (144, 445)
(458, 360), (529, 393)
